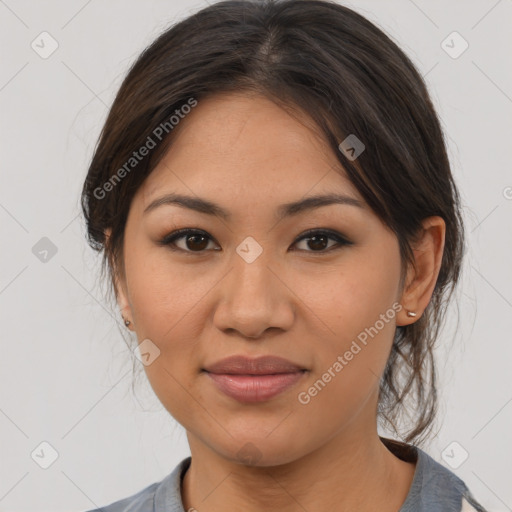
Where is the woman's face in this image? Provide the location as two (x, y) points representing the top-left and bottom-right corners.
(116, 92), (410, 465)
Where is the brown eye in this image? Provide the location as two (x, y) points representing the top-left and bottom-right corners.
(293, 229), (352, 253)
(296, 234), (332, 251)
(182, 233), (210, 251)
(159, 229), (219, 253)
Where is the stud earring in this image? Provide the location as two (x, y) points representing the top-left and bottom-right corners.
(406, 311), (417, 317)
(122, 316), (131, 327)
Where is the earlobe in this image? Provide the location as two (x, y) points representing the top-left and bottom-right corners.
(116, 277), (134, 330)
(397, 216), (446, 326)
(114, 271), (135, 331)
(105, 227), (134, 331)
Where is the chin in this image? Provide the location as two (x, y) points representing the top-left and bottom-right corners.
(215, 434), (309, 468)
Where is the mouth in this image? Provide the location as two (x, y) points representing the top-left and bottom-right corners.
(202, 355), (308, 403)
(203, 371), (308, 403)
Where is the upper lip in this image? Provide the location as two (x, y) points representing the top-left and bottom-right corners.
(203, 355), (306, 375)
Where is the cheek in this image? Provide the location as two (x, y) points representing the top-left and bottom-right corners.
(123, 244), (208, 423)
(124, 241), (210, 343)
(296, 241), (401, 411)
(301, 240), (401, 350)
(294, 302), (398, 437)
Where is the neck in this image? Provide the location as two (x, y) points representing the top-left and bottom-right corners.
(181, 429), (416, 512)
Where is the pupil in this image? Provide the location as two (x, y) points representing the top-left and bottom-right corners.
(187, 234), (208, 251)
(309, 235), (327, 251)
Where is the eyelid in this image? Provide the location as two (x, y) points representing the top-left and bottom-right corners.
(294, 228), (352, 247)
(159, 227), (353, 254)
(158, 228), (220, 252)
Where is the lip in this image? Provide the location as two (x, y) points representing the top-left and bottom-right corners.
(202, 355), (308, 403)
(203, 355), (306, 375)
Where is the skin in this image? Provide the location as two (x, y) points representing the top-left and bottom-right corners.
(110, 92), (445, 512)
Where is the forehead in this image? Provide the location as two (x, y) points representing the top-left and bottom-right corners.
(140, 92), (361, 206)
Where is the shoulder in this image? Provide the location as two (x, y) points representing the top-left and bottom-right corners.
(83, 457), (191, 512)
(399, 445), (487, 512)
(83, 481), (159, 512)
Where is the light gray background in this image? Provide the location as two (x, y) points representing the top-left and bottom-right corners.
(1, 0), (511, 510)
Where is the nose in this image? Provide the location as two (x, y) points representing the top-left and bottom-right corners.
(212, 248), (295, 340)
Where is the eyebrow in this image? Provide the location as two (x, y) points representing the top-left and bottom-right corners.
(143, 192), (364, 220)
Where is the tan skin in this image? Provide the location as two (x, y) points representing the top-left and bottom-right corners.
(109, 92), (445, 512)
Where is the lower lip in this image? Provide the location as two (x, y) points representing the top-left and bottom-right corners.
(205, 371), (306, 403)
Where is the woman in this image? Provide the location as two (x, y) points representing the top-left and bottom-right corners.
(81, 0), (487, 510)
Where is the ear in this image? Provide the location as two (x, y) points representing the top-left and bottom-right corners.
(105, 228), (135, 331)
(396, 216), (446, 326)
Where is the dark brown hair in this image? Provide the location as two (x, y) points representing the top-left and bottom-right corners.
(81, 0), (465, 445)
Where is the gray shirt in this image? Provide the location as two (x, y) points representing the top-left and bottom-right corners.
(85, 443), (487, 512)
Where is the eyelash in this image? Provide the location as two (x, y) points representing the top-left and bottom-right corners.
(158, 228), (353, 255)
